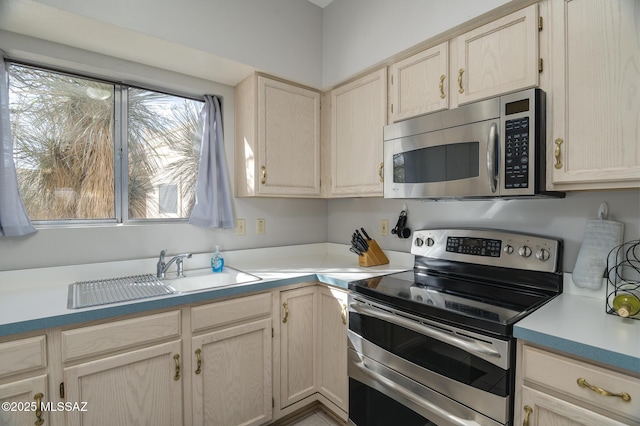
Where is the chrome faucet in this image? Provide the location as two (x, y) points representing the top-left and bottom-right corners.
(157, 249), (192, 279)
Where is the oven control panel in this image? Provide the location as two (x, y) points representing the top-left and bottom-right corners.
(412, 228), (561, 273)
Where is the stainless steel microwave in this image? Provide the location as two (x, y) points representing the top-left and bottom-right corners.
(383, 88), (563, 199)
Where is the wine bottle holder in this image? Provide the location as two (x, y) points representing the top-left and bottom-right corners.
(605, 239), (640, 320)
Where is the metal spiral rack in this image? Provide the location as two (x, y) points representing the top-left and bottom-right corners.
(605, 239), (640, 320)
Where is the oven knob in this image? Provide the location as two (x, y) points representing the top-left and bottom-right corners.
(518, 246), (532, 258)
(536, 248), (551, 261)
(503, 245), (514, 255)
(426, 237), (435, 247)
(414, 237), (424, 247)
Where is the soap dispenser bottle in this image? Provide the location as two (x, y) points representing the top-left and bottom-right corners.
(211, 246), (224, 273)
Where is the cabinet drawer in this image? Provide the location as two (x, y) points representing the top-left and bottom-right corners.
(191, 292), (271, 332)
(62, 310), (181, 362)
(522, 345), (640, 422)
(0, 336), (46, 378)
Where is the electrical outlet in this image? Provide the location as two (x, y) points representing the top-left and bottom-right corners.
(256, 218), (266, 235)
(380, 219), (389, 236)
(236, 219), (246, 236)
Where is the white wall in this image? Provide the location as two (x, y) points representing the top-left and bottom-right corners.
(0, 30), (328, 271)
(321, 0), (510, 86)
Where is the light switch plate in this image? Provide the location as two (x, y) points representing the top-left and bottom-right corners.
(256, 218), (265, 235)
(236, 219), (246, 236)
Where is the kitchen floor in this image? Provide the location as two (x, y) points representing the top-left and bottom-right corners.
(288, 409), (343, 426)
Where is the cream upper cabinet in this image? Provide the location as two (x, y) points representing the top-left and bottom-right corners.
(235, 74), (321, 197)
(548, 0), (640, 190)
(453, 4), (540, 106)
(389, 42), (449, 122)
(278, 286), (318, 408)
(515, 343), (640, 426)
(317, 286), (349, 417)
(329, 68), (387, 197)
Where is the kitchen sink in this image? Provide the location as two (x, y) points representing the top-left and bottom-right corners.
(161, 266), (261, 293)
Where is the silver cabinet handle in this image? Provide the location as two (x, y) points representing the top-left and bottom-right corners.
(350, 302), (501, 361)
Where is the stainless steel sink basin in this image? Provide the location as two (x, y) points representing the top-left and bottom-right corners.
(161, 266), (261, 293)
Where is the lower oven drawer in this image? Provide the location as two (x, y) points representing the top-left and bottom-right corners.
(348, 348), (502, 426)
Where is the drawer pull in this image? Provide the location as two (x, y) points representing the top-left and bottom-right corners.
(261, 166), (267, 185)
(577, 377), (631, 402)
(341, 304), (347, 325)
(439, 74), (446, 99)
(34, 392), (44, 425)
(554, 138), (564, 169)
(195, 349), (202, 375)
(522, 405), (532, 426)
(282, 302), (289, 323)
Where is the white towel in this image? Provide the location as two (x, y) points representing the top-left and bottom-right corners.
(573, 219), (625, 290)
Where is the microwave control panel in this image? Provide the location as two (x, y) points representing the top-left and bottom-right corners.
(504, 117), (529, 189)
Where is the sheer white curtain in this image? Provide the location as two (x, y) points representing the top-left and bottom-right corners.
(0, 53), (36, 237)
(188, 95), (234, 228)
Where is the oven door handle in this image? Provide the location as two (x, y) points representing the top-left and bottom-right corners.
(350, 302), (501, 360)
(486, 122), (499, 194)
(352, 355), (485, 426)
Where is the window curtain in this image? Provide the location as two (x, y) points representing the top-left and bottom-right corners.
(0, 52), (36, 237)
(189, 95), (234, 229)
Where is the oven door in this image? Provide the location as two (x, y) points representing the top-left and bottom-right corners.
(348, 294), (512, 425)
(383, 119), (499, 199)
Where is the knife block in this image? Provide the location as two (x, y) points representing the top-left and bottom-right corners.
(358, 239), (389, 267)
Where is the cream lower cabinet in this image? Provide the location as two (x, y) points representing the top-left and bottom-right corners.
(235, 73), (321, 197)
(190, 293), (272, 426)
(520, 386), (628, 426)
(329, 68), (387, 197)
(548, 0), (640, 190)
(62, 311), (184, 426)
(278, 286), (318, 409)
(0, 335), (49, 426)
(515, 343), (640, 426)
(317, 286), (348, 417)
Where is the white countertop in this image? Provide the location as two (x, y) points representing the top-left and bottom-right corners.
(1, 243), (638, 374)
(0, 243), (412, 336)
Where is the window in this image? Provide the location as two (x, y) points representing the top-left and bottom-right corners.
(8, 63), (204, 223)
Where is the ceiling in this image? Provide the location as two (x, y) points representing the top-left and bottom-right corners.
(307, 0), (334, 8)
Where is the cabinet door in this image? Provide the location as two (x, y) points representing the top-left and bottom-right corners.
(0, 375), (48, 426)
(454, 4), (539, 105)
(519, 386), (628, 426)
(64, 340), (183, 426)
(550, 0), (640, 189)
(318, 287), (348, 414)
(258, 76), (321, 196)
(279, 286), (318, 408)
(330, 68), (387, 197)
(389, 42), (449, 122)
(192, 318), (272, 426)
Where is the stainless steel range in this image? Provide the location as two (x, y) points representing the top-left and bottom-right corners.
(347, 228), (563, 426)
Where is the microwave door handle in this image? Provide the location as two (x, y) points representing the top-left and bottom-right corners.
(486, 122), (498, 193)
(350, 302), (501, 361)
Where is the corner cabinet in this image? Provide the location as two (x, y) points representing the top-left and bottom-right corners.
(389, 42), (449, 122)
(548, 0), (640, 190)
(235, 74), (321, 197)
(278, 286), (318, 409)
(317, 286), (348, 417)
(453, 4), (540, 106)
(329, 68), (387, 197)
(515, 343), (640, 426)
